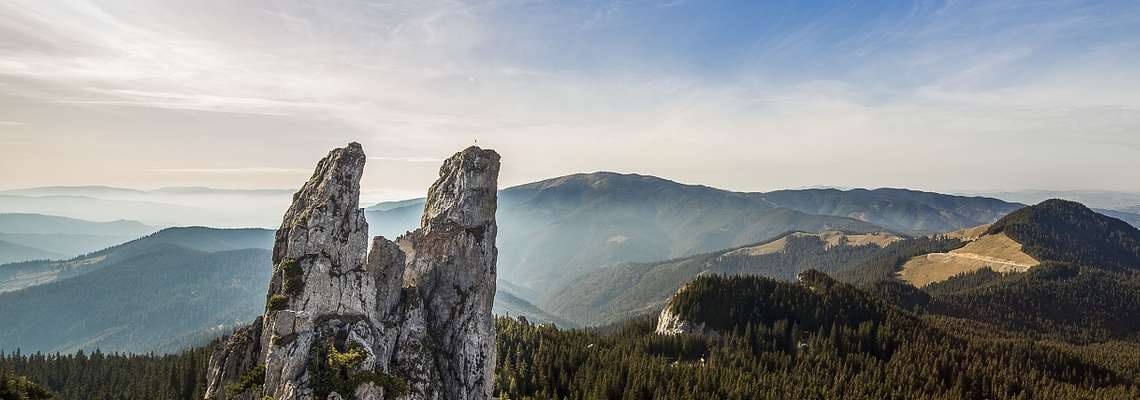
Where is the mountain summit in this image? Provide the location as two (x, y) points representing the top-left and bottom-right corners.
(206, 144), (500, 400)
(985, 199), (1140, 270)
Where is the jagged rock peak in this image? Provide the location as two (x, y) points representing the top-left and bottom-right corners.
(207, 142), (501, 400)
(421, 146), (500, 230)
(400, 145), (501, 400)
(273, 142), (367, 264)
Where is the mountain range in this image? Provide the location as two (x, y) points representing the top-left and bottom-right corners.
(0, 227), (275, 353)
(658, 198), (1140, 344)
(0, 227), (568, 353)
(367, 172), (1027, 291)
(6, 194), (1139, 398)
(0, 186), (295, 227)
(2, 173), (1137, 355)
(0, 213), (156, 264)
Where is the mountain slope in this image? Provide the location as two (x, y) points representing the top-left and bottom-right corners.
(1093, 208), (1140, 228)
(930, 263), (1140, 343)
(761, 188), (1022, 234)
(0, 187), (295, 228)
(0, 226), (581, 352)
(0, 245), (273, 353)
(985, 199), (1140, 271)
(0, 232), (143, 258)
(900, 200), (1140, 342)
(892, 200), (1140, 287)
(0, 240), (64, 265)
(369, 173), (1023, 290)
(369, 172), (885, 289)
(0, 213), (157, 261)
(899, 230), (1038, 286)
(0, 213), (153, 236)
(0, 227), (274, 293)
(543, 230), (928, 326)
(0, 194), (201, 226)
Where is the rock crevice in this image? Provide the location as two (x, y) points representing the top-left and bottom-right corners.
(207, 144), (499, 400)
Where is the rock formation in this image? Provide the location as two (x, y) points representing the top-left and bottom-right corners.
(654, 283), (711, 336)
(206, 143), (500, 400)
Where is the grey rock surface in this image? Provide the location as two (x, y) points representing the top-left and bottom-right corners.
(654, 284), (711, 336)
(206, 144), (500, 400)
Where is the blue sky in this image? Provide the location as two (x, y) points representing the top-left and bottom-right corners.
(0, 0), (1138, 198)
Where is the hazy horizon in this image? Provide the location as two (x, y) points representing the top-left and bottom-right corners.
(4, 172), (1140, 200)
(3, 1), (1139, 196)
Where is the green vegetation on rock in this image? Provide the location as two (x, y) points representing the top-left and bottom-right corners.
(0, 371), (53, 400)
(278, 259), (305, 296)
(307, 338), (407, 399)
(223, 364), (264, 399)
(266, 295), (289, 312)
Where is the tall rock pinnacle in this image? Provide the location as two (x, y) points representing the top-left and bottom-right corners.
(206, 144), (500, 400)
(400, 147), (500, 399)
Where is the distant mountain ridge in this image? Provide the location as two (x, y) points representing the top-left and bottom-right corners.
(0, 240), (64, 265)
(368, 172), (1023, 290)
(0, 226), (275, 294)
(0, 225), (573, 353)
(0, 213), (152, 235)
(0, 213), (157, 264)
(371, 172), (889, 289)
(0, 226), (277, 353)
(762, 187), (1022, 233)
(0, 186), (297, 228)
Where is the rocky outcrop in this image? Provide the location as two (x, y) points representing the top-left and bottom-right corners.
(397, 148), (499, 399)
(206, 144), (499, 400)
(654, 284), (711, 336)
(205, 316), (263, 399)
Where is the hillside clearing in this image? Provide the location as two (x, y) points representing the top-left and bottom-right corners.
(899, 232), (1037, 286)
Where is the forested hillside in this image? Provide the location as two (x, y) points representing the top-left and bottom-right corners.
(0, 247), (272, 353)
(929, 264), (1140, 343)
(545, 231), (962, 326)
(0, 345), (210, 399)
(8, 308), (1139, 399)
(985, 199), (1140, 271)
(0, 227), (273, 293)
(836, 200), (1140, 343)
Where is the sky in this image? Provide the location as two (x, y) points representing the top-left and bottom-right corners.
(1, 0), (1139, 200)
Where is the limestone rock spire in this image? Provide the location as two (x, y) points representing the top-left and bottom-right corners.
(206, 143), (500, 400)
(400, 146), (500, 399)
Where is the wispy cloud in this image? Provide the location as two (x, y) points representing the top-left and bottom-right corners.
(0, 1), (1138, 193)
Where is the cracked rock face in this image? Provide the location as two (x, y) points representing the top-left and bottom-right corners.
(206, 144), (499, 400)
(399, 147), (499, 400)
